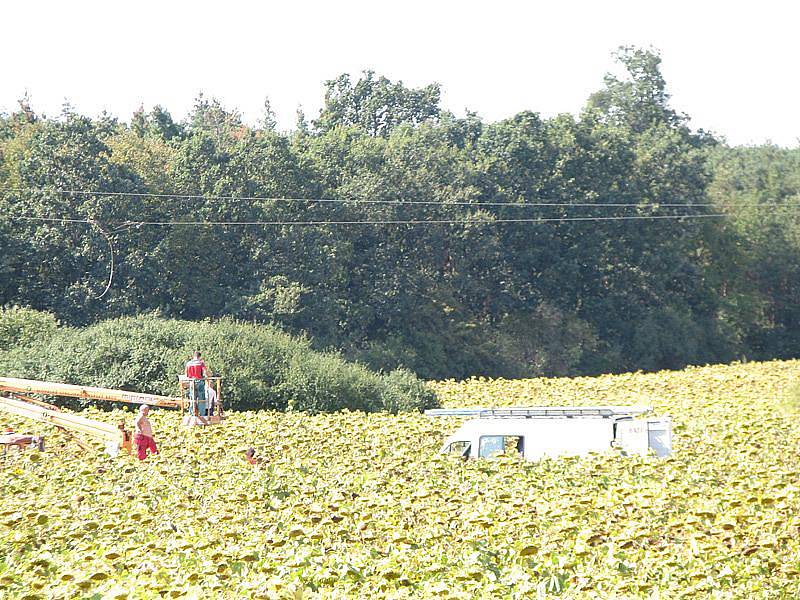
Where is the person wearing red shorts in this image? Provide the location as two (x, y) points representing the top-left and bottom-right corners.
(134, 405), (159, 460)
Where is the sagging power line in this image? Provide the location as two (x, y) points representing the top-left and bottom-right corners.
(0, 212), (730, 299)
(0, 185), (794, 209)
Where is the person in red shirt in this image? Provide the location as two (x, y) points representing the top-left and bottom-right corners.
(185, 351), (211, 416)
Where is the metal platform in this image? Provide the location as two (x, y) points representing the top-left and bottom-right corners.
(182, 415), (223, 427)
(425, 406), (652, 419)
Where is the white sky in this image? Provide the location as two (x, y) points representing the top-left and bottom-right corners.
(2, 0), (798, 147)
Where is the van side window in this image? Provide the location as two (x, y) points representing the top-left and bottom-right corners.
(447, 441), (471, 457)
(479, 436), (524, 458)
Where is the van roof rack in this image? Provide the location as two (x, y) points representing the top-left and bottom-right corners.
(425, 406), (652, 419)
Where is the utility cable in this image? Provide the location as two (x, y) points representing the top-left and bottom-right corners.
(5, 215), (116, 299)
(4, 213), (729, 228)
(87, 219), (115, 300)
(0, 185), (795, 209)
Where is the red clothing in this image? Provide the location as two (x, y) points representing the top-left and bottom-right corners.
(185, 358), (206, 379)
(134, 434), (158, 461)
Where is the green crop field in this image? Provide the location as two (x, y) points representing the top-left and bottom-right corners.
(2, 360), (800, 598)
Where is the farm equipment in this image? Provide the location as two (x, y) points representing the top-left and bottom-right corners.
(0, 394), (130, 456)
(0, 375), (224, 455)
(427, 406), (672, 460)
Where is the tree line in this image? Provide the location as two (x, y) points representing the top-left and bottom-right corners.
(1, 47), (798, 380)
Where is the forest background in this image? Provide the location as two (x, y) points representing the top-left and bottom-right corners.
(1, 48), (798, 380)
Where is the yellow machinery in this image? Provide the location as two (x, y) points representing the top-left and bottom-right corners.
(0, 394), (129, 455)
(0, 375), (224, 454)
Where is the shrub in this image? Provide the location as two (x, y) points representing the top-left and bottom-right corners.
(0, 306), (60, 349)
(380, 368), (439, 413)
(0, 314), (438, 413)
(283, 352), (382, 413)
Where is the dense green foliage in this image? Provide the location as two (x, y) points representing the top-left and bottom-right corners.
(0, 310), (437, 413)
(0, 47), (797, 379)
(0, 305), (59, 349)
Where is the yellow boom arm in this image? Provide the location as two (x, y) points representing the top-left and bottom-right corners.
(0, 377), (181, 408)
(0, 395), (122, 444)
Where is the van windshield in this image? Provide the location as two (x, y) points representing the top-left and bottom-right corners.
(447, 441), (471, 457)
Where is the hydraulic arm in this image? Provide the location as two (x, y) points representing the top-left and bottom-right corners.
(0, 376), (180, 408)
(0, 395), (123, 445)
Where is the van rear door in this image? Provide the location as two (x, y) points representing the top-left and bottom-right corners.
(615, 418), (672, 457)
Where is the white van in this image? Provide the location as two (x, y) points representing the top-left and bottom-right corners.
(427, 406), (672, 460)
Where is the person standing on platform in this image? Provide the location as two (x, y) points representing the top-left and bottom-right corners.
(185, 351), (211, 416)
(205, 383), (217, 418)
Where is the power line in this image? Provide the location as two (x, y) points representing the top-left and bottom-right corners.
(5, 213), (729, 228)
(4, 216), (93, 224)
(0, 215), (116, 299)
(117, 214), (729, 227)
(87, 219), (114, 300)
(0, 185), (792, 209)
(0, 212), (733, 300)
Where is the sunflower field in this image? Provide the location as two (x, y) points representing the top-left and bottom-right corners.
(2, 360), (800, 598)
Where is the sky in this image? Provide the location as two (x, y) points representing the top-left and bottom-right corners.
(2, 0), (798, 147)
